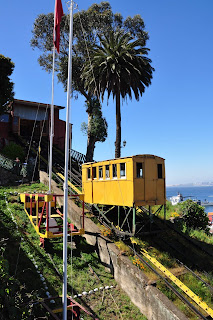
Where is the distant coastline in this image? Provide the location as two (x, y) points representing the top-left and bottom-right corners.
(167, 182), (213, 188)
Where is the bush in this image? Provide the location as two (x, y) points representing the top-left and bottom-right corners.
(179, 200), (209, 232)
(2, 142), (25, 162)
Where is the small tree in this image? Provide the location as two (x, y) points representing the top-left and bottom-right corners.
(0, 54), (14, 114)
(179, 200), (209, 232)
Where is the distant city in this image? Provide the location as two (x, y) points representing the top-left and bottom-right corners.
(167, 182), (213, 187)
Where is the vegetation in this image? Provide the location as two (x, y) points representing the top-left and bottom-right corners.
(130, 230), (213, 320)
(0, 184), (147, 319)
(0, 54), (14, 114)
(31, 1), (151, 159)
(81, 97), (108, 161)
(2, 142), (25, 162)
(1, 178), (212, 319)
(154, 200), (212, 244)
(179, 199), (210, 232)
(83, 30), (154, 158)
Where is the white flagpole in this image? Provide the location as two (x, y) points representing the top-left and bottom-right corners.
(63, 1), (74, 319)
(48, 47), (55, 194)
(49, 5), (57, 194)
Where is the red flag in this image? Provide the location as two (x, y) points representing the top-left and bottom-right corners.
(53, 0), (64, 53)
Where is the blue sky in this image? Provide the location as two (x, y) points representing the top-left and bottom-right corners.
(1, 0), (213, 185)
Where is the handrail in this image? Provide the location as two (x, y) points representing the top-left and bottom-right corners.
(0, 153), (14, 171)
(0, 152), (27, 177)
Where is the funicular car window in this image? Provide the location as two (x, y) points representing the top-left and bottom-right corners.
(87, 168), (91, 179)
(112, 164), (117, 178)
(105, 165), (110, 179)
(136, 163), (143, 178)
(99, 166), (103, 179)
(92, 167), (97, 179)
(120, 163), (126, 177)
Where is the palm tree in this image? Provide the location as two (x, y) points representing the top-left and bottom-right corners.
(83, 30), (154, 158)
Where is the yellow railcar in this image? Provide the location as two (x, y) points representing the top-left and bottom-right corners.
(82, 154), (166, 207)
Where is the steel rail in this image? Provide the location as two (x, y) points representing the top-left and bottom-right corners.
(128, 246), (208, 320)
(141, 249), (213, 318)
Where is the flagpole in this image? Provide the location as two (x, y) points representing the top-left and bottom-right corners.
(48, 46), (56, 194)
(49, 0), (63, 194)
(48, 2), (57, 245)
(63, 1), (74, 319)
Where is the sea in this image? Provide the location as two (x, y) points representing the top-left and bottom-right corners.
(166, 186), (213, 214)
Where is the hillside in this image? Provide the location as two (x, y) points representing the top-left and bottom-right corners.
(0, 183), (147, 320)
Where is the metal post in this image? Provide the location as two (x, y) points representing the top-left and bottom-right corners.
(132, 206), (136, 234)
(48, 45), (56, 192)
(47, 9), (57, 251)
(38, 146), (41, 174)
(82, 201), (85, 229)
(63, 1), (74, 319)
(46, 202), (49, 233)
(36, 196), (39, 229)
(118, 206), (120, 228)
(149, 205), (151, 232)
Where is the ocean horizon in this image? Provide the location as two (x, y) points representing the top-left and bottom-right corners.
(166, 185), (213, 213)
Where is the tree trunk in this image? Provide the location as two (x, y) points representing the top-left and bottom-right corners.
(86, 135), (96, 162)
(115, 92), (121, 158)
(86, 112), (96, 162)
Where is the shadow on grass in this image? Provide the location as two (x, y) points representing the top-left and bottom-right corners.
(136, 214), (213, 272)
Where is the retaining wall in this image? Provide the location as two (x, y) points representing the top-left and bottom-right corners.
(40, 171), (188, 320)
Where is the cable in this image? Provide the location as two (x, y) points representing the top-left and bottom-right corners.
(31, 105), (49, 182)
(25, 103), (40, 165)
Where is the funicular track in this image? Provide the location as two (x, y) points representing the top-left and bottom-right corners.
(59, 175), (213, 319)
(126, 215), (213, 319)
(13, 136), (213, 318)
(128, 246), (213, 320)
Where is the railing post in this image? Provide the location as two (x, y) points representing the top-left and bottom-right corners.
(46, 201), (49, 233)
(82, 201), (85, 229)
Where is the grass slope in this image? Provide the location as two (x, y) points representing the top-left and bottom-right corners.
(0, 184), (147, 320)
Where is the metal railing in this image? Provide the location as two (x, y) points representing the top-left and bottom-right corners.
(0, 153), (14, 171)
(0, 153), (27, 177)
(71, 149), (86, 165)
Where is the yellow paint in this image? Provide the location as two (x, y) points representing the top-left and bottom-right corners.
(141, 249), (213, 318)
(56, 172), (83, 197)
(21, 192), (84, 239)
(20, 194), (55, 208)
(82, 155), (166, 207)
(52, 304), (78, 314)
(20, 194), (25, 202)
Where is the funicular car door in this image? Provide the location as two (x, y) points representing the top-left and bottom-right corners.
(134, 157), (145, 205)
(144, 157), (157, 203)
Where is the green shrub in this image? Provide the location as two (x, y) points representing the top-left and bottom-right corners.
(2, 142), (25, 162)
(178, 200), (209, 232)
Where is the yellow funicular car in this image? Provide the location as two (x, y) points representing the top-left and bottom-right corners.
(82, 154), (166, 236)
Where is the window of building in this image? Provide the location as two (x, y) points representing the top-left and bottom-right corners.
(136, 163), (143, 178)
(158, 164), (163, 179)
(99, 166), (103, 179)
(87, 168), (91, 179)
(0, 114), (9, 123)
(120, 163), (126, 178)
(92, 167), (97, 179)
(112, 164), (117, 178)
(105, 165), (110, 179)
